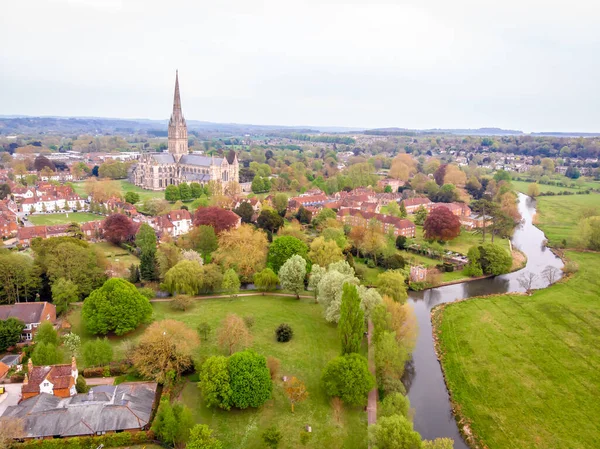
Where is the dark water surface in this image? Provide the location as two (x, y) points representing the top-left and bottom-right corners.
(407, 194), (563, 448)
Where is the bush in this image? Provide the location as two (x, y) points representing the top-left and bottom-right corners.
(18, 431), (151, 449)
(76, 375), (89, 393)
(137, 287), (155, 300)
(170, 295), (194, 311)
(243, 315), (255, 328)
(10, 372), (25, 383)
(83, 366), (105, 378)
(275, 323), (293, 342)
(267, 356), (280, 380)
(366, 259), (376, 268)
(262, 426), (282, 449)
(228, 350), (272, 409)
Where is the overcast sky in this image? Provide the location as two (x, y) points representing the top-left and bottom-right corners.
(1, 0), (599, 132)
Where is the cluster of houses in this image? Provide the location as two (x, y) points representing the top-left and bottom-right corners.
(0, 302), (157, 440)
(11, 183), (88, 214)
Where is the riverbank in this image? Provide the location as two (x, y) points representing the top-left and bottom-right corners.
(431, 251), (600, 449)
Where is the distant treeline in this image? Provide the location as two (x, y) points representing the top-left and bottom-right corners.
(288, 133), (356, 145)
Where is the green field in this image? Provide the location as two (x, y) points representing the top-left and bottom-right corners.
(534, 194), (600, 247)
(72, 180), (165, 203)
(28, 212), (101, 225)
(68, 296), (367, 449)
(412, 224), (511, 255)
(436, 251), (600, 449)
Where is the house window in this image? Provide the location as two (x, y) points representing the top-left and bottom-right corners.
(26, 333), (32, 340)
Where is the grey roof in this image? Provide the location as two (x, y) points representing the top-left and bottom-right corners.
(180, 154), (222, 166)
(0, 302), (51, 324)
(0, 355), (21, 366)
(151, 153), (176, 164)
(183, 173), (212, 182)
(2, 382), (157, 438)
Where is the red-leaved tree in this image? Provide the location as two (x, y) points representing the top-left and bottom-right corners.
(423, 206), (461, 242)
(193, 207), (240, 234)
(103, 213), (135, 244)
(433, 164), (448, 186)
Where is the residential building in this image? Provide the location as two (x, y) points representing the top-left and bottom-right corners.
(151, 209), (192, 237)
(401, 197), (433, 213)
(0, 302), (56, 341)
(4, 382), (158, 439)
(337, 208), (416, 237)
(432, 202), (471, 217)
(22, 357), (78, 400)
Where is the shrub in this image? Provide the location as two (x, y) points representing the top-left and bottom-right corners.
(262, 426), (282, 449)
(83, 366), (105, 378)
(267, 356), (280, 380)
(243, 315), (255, 328)
(275, 323), (293, 342)
(10, 372), (25, 383)
(137, 287), (155, 300)
(228, 350), (272, 409)
(170, 295), (194, 311)
(76, 375), (89, 393)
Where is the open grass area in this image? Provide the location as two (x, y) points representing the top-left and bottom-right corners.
(92, 241), (140, 277)
(436, 251), (600, 449)
(511, 180), (590, 194)
(68, 295), (367, 448)
(72, 180), (165, 203)
(28, 212), (100, 225)
(534, 193), (600, 247)
(412, 224), (511, 255)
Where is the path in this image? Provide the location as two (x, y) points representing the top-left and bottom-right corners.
(74, 292), (314, 306)
(367, 318), (377, 429)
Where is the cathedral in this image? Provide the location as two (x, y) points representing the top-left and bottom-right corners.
(131, 71), (239, 191)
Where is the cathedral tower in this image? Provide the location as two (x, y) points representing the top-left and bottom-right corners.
(168, 70), (188, 162)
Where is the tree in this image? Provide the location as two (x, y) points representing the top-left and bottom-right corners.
(478, 243), (512, 275)
(414, 205), (428, 225)
(128, 264), (141, 284)
(164, 260), (204, 295)
(375, 331), (409, 395)
(217, 314), (252, 355)
(103, 213), (135, 244)
(31, 342), (62, 365)
(194, 207), (240, 234)
(433, 164), (448, 186)
(0, 417), (24, 449)
(379, 392), (410, 419)
(542, 265), (560, 284)
(212, 224), (268, 282)
(66, 222), (83, 239)
(518, 271), (537, 294)
(463, 246), (483, 277)
(185, 225), (219, 261)
(221, 269), (240, 296)
(262, 426), (282, 449)
(423, 207), (461, 242)
(368, 414), (422, 449)
(254, 268), (278, 294)
(0, 318), (24, 352)
(98, 160), (128, 179)
(527, 183), (540, 198)
(76, 375), (89, 394)
(284, 376), (309, 412)
(278, 255), (307, 299)
(395, 235), (407, 250)
(377, 270), (408, 303)
(308, 236), (344, 268)
(272, 193), (289, 216)
(190, 183), (203, 199)
(82, 278), (153, 336)
(133, 319), (199, 384)
(422, 438), (455, 449)
(81, 338), (113, 367)
(338, 284), (365, 355)
(151, 399), (194, 448)
(228, 350), (272, 409)
(179, 182), (192, 201)
(0, 183), (11, 200)
(34, 321), (59, 346)
(187, 424), (223, 449)
(84, 178), (123, 203)
(62, 332), (81, 356)
(199, 356), (232, 410)
(34, 154), (56, 172)
(321, 353), (374, 406)
(165, 184), (181, 202)
(296, 206), (312, 224)
(233, 201), (254, 224)
(257, 209), (284, 236)
(143, 197), (170, 215)
(124, 191), (140, 204)
(51, 277), (79, 315)
(308, 264), (326, 302)
(312, 208), (337, 228)
(318, 265), (360, 323)
(268, 236), (308, 273)
(0, 252), (40, 304)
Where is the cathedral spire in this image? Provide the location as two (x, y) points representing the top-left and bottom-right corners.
(173, 70), (182, 116)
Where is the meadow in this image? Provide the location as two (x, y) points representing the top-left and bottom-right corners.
(533, 193), (600, 247)
(435, 251), (600, 449)
(67, 295), (367, 449)
(28, 212), (100, 225)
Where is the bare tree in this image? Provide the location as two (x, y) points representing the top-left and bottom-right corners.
(217, 314), (252, 355)
(542, 265), (560, 285)
(518, 271), (538, 295)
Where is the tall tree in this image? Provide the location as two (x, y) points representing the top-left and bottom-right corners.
(194, 207), (240, 234)
(135, 223), (158, 281)
(253, 268), (279, 294)
(267, 236), (308, 273)
(217, 314), (252, 355)
(212, 224), (268, 283)
(51, 278), (78, 315)
(0, 318), (25, 352)
(257, 209), (284, 236)
(321, 353), (374, 406)
(165, 184), (181, 202)
(278, 255), (307, 299)
(423, 207), (461, 242)
(0, 252), (40, 304)
(103, 213), (135, 244)
(164, 260), (204, 295)
(338, 284), (365, 355)
(233, 201), (254, 224)
(228, 350), (272, 409)
(187, 424), (223, 449)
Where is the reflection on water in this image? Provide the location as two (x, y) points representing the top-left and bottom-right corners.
(406, 194), (563, 448)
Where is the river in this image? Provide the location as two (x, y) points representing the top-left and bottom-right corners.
(406, 193), (564, 448)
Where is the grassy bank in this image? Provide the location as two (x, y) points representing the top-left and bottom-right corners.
(67, 295), (367, 448)
(435, 251), (600, 449)
(534, 194), (600, 247)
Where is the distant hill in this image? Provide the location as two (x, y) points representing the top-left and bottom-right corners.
(365, 127), (524, 136)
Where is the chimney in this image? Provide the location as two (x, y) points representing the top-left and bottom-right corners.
(23, 373), (28, 385)
(71, 356), (77, 371)
(28, 358), (33, 373)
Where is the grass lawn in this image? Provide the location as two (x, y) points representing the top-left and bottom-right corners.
(534, 193), (600, 247)
(436, 251), (600, 449)
(68, 296), (367, 449)
(412, 224), (511, 255)
(72, 180), (165, 203)
(92, 242), (139, 278)
(28, 212), (100, 225)
(512, 180), (585, 194)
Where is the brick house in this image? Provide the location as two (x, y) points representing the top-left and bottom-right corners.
(0, 302), (57, 342)
(151, 209), (192, 237)
(401, 197), (433, 213)
(337, 208), (416, 237)
(22, 357), (78, 400)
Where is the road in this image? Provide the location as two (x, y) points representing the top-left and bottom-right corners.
(0, 383), (22, 417)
